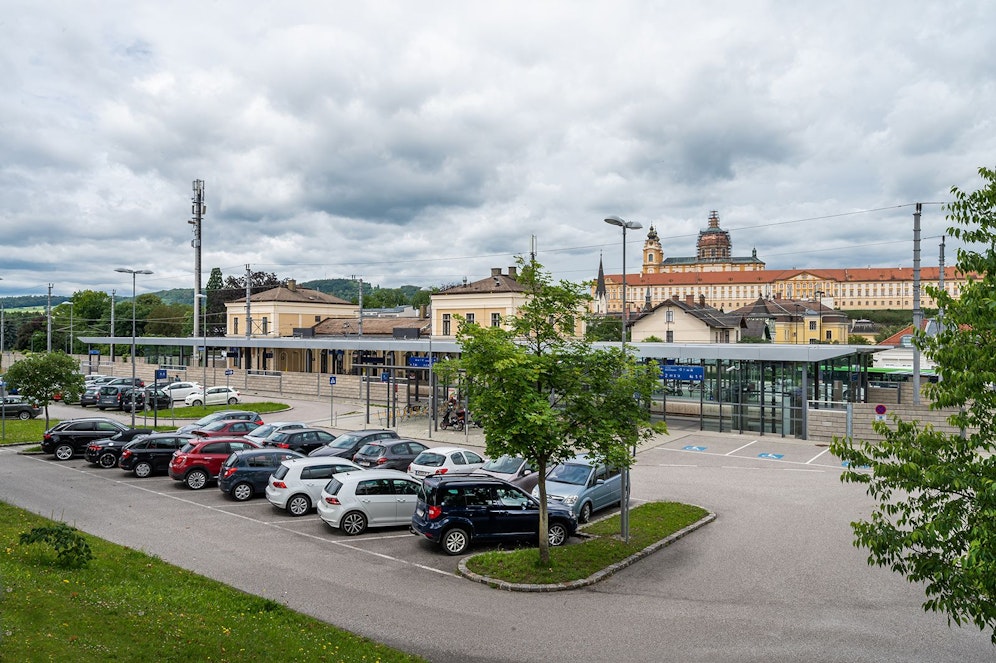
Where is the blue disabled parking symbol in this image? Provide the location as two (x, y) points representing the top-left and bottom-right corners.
(758, 452), (784, 460)
(683, 445), (707, 452)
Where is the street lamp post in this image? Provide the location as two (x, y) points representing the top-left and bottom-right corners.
(196, 294), (208, 390)
(604, 215), (642, 543)
(815, 290), (824, 344)
(115, 268), (153, 427)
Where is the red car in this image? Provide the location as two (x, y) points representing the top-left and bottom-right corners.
(190, 419), (262, 438)
(168, 437), (259, 490)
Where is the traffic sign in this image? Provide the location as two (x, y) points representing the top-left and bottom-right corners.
(225, 369), (234, 376)
(329, 376), (337, 385)
(381, 371), (390, 382)
(155, 369), (168, 380)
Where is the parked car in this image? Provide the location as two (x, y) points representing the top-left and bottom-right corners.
(533, 454), (622, 524)
(244, 421), (307, 447)
(474, 454), (538, 489)
(218, 448), (305, 501)
(190, 419), (262, 438)
(78, 385), (101, 408)
(103, 377), (145, 388)
(0, 396), (42, 420)
(176, 411), (263, 434)
(407, 446), (487, 479)
(160, 381), (202, 402)
(352, 440), (428, 471)
(411, 474), (577, 555)
(317, 469), (420, 535)
(95, 384), (129, 410)
(263, 428), (336, 455)
(184, 386), (241, 407)
(83, 427), (155, 467)
(41, 418), (131, 460)
(120, 387), (172, 412)
(83, 374), (109, 385)
(308, 429), (400, 458)
(265, 456), (364, 516)
(119, 433), (197, 477)
(168, 438), (260, 489)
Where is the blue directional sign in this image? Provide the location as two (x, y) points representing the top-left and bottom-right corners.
(225, 369), (234, 376)
(683, 445), (707, 452)
(155, 369), (168, 381)
(661, 365), (705, 381)
(407, 356), (439, 368)
(758, 452), (784, 460)
(381, 371), (390, 382)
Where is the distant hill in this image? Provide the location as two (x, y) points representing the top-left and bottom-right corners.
(0, 294), (69, 310)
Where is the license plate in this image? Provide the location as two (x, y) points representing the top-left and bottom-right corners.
(415, 507), (424, 517)
(359, 461), (371, 467)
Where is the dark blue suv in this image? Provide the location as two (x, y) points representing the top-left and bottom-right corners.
(218, 448), (304, 501)
(411, 474), (577, 555)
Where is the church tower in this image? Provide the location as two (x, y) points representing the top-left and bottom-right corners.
(696, 210), (731, 261)
(643, 225), (663, 274)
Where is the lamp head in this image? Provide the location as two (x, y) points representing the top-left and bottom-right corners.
(604, 215), (642, 231)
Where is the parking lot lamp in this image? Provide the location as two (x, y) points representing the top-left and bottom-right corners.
(115, 268), (153, 427)
(604, 215), (642, 543)
(196, 293), (208, 390)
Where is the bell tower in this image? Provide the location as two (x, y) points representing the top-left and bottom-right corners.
(643, 226), (662, 274)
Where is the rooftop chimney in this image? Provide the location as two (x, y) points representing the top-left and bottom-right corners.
(286, 279), (297, 292)
(508, 266), (517, 278)
(491, 267), (501, 277)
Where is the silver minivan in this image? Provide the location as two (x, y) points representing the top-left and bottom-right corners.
(532, 454), (622, 524)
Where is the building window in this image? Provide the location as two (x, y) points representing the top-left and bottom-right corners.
(465, 313), (475, 325)
(315, 316), (321, 322)
(262, 317), (268, 335)
(233, 318), (239, 335)
(666, 330), (674, 343)
(491, 313), (501, 327)
(665, 310), (674, 323)
(809, 321), (817, 331)
(442, 314), (451, 335)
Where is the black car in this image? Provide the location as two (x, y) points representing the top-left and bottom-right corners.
(103, 377), (146, 388)
(218, 448), (304, 501)
(352, 439), (428, 471)
(176, 411), (264, 434)
(308, 429), (400, 458)
(262, 428), (337, 455)
(78, 385), (101, 408)
(118, 433), (197, 478)
(410, 474), (578, 555)
(119, 387), (172, 412)
(42, 418), (132, 460)
(0, 396), (42, 420)
(95, 385), (129, 410)
(83, 428), (155, 467)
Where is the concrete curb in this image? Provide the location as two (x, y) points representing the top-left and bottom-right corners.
(457, 509), (717, 592)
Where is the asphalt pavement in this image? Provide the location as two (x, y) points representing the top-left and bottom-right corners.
(1, 397), (993, 662)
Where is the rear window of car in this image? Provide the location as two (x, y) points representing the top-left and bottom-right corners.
(178, 442), (196, 454)
(324, 478), (344, 495)
(272, 464), (291, 480)
(356, 444), (383, 456)
(414, 452), (445, 467)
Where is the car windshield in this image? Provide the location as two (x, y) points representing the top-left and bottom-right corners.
(269, 432), (289, 443)
(202, 421), (233, 431)
(330, 434), (360, 449)
(194, 413), (222, 426)
(251, 425), (276, 438)
(547, 463), (591, 486)
(481, 455), (523, 474)
(414, 452), (445, 467)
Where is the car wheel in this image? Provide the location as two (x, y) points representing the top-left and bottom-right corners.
(190, 399), (203, 407)
(98, 452), (117, 468)
(340, 511), (367, 536)
(579, 501), (593, 524)
(134, 461), (153, 478)
(80, 403), (88, 408)
(286, 494), (311, 517)
(97, 406), (105, 410)
(548, 521), (569, 547)
(231, 482), (254, 502)
(227, 397), (238, 405)
(17, 411), (31, 420)
(442, 527), (470, 555)
(185, 469), (209, 490)
(54, 444), (74, 461)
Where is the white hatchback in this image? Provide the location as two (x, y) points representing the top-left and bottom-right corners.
(317, 469), (420, 535)
(162, 381), (202, 402)
(265, 456), (364, 516)
(407, 446), (487, 479)
(184, 386), (241, 407)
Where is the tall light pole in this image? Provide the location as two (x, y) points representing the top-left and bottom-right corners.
(605, 215), (642, 543)
(116, 268), (153, 427)
(815, 290), (824, 344)
(196, 293), (208, 389)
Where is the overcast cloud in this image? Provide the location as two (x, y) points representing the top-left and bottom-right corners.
(1, 1), (993, 299)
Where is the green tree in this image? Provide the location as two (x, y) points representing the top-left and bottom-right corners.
(4, 352), (85, 427)
(846, 334), (870, 345)
(145, 303), (189, 337)
(584, 313), (623, 342)
(448, 260), (662, 563)
(830, 166), (996, 642)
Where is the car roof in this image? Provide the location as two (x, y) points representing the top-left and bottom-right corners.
(335, 468), (413, 481)
(417, 446), (473, 455)
(281, 456), (360, 467)
(232, 447), (304, 457)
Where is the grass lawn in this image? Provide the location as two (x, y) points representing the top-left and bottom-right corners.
(463, 501), (710, 585)
(0, 501), (425, 662)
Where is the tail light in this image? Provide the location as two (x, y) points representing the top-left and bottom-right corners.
(436, 468), (448, 474)
(272, 480), (287, 489)
(324, 496), (340, 505)
(275, 443), (290, 449)
(43, 433), (53, 442)
(222, 467), (237, 478)
(428, 505), (442, 520)
(121, 449), (133, 460)
(376, 457), (388, 464)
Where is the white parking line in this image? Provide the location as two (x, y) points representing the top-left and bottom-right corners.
(726, 440), (757, 455)
(806, 448), (831, 464)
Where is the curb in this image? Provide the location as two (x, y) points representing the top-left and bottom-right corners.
(457, 509), (717, 592)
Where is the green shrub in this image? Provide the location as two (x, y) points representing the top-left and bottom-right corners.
(19, 523), (94, 568)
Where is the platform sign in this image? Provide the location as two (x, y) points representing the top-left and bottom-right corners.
(661, 365), (705, 381)
(155, 369), (168, 381)
(408, 356), (439, 368)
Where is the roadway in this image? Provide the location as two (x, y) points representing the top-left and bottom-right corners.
(0, 397), (992, 662)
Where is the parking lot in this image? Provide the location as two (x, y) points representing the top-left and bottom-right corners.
(2, 398), (994, 662)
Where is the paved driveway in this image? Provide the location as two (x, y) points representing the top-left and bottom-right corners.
(2, 401), (993, 662)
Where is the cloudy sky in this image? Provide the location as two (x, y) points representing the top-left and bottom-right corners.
(2, 1), (993, 300)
